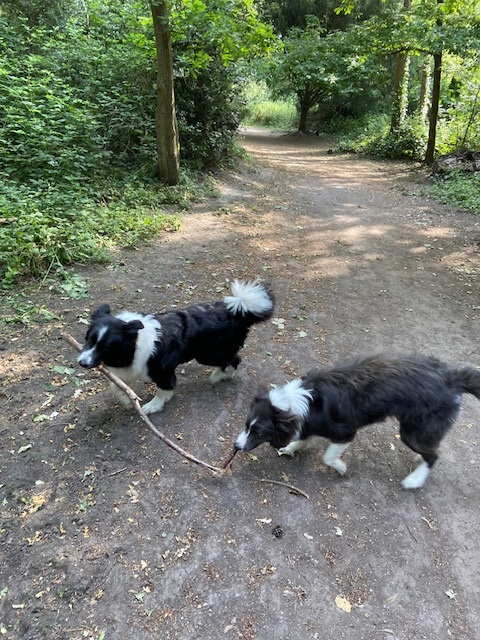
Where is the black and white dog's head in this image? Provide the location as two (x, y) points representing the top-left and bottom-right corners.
(235, 380), (312, 451)
(77, 304), (145, 370)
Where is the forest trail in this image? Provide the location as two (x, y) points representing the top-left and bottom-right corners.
(0, 127), (479, 640)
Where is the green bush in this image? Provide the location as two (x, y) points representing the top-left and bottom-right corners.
(0, 180), (181, 287)
(338, 115), (427, 160)
(425, 172), (480, 214)
(243, 99), (297, 129)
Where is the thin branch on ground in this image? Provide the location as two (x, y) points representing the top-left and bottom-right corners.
(258, 478), (309, 498)
(62, 332), (223, 475)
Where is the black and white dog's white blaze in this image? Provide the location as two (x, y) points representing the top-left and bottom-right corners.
(77, 280), (274, 414)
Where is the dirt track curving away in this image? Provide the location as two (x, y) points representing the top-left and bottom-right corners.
(0, 127), (479, 640)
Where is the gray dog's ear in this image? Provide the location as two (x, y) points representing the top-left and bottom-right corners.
(92, 304), (111, 318)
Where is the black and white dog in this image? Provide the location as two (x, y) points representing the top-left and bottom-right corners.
(234, 354), (479, 489)
(77, 280), (274, 414)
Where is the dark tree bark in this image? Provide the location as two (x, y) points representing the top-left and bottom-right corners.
(424, 0), (444, 165)
(418, 56), (430, 121)
(150, 0), (180, 185)
(390, 0), (411, 133)
(425, 52), (442, 164)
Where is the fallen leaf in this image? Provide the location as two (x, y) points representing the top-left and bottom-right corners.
(335, 595), (352, 613)
(52, 366), (75, 375)
(33, 414), (49, 423)
(385, 593), (399, 604)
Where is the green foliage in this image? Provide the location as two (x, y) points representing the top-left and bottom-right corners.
(425, 172), (480, 214)
(240, 80), (297, 129)
(1, 0), (268, 286)
(340, 115), (428, 160)
(170, 0), (276, 167)
(0, 179), (181, 287)
(243, 99), (298, 129)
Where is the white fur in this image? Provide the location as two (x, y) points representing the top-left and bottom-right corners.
(209, 365), (236, 384)
(77, 326), (107, 367)
(402, 461), (430, 489)
(109, 382), (132, 408)
(224, 280), (273, 316)
(278, 438), (310, 456)
(269, 379), (312, 418)
(142, 389), (174, 415)
(235, 428), (250, 451)
(323, 442), (349, 475)
(114, 311), (161, 380)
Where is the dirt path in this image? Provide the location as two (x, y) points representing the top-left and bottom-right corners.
(0, 127), (479, 640)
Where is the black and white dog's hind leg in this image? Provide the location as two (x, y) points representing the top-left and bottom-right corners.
(209, 355), (241, 384)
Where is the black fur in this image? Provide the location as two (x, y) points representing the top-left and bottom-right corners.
(77, 281), (275, 413)
(237, 354), (479, 485)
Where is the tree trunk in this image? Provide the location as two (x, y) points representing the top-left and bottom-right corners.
(150, 0), (180, 185)
(390, 51), (410, 132)
(297, 92), (311, 133)
(418, 56), (430, 122)
(390, 0), (411, 134)
(425, 52), (442, 165)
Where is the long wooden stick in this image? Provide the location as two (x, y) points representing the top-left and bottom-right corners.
(258, 478), (309, 498)
(62, 332), (222, 475)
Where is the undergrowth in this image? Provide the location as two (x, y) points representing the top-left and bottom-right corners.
(0, 177), (190, 288)
(424, 171), (480, 214)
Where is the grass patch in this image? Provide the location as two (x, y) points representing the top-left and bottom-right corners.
(243, 100), (297, 130)
(424, 171), (480, 214)
(0, 174), (199, 288)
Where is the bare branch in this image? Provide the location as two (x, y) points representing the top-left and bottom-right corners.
(62, 332), (222, 475)
(258, 478), (309, 498)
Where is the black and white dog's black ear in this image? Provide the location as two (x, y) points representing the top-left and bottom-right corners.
(92, 304), (111, 318)
(126, 319), (144, 333)
(270, 408), (300, 448)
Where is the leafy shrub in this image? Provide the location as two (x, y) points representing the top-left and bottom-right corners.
(0, 180), (181, 287)
(243, 99), (297, 130)
(424, 172), (480, 214)
(176, 56), (242, 168)
(338, 114), (427, 160)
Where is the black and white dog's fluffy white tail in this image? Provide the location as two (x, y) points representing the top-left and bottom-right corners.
(77, 279), (274, 414)
(235, 353), (480, 489)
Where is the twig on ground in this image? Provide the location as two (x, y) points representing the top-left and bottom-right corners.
(62, 332), (223, 475)
(221, 447), (238, 469)
(259, 478), (309, 498)
(108, 467), (128, 477)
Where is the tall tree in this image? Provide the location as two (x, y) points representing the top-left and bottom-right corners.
(418, 56), (431, 121)
(150, 0), (180, 185)
(423, 0), (443, 164)
(390, 0), (412, 132)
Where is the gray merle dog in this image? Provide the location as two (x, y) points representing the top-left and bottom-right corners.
(234, 353), (479, 489)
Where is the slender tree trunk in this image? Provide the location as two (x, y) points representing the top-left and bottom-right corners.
(425, 52), (442, 164)
(297, 91), (311, 133)
(389, 0), (412, 134)
(150, 0), (180, 185)
(390, 51), (410, 132)
(390, 0), (412, 133)
(418, 56), (431, 122)
(424, 0), (444, 165)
